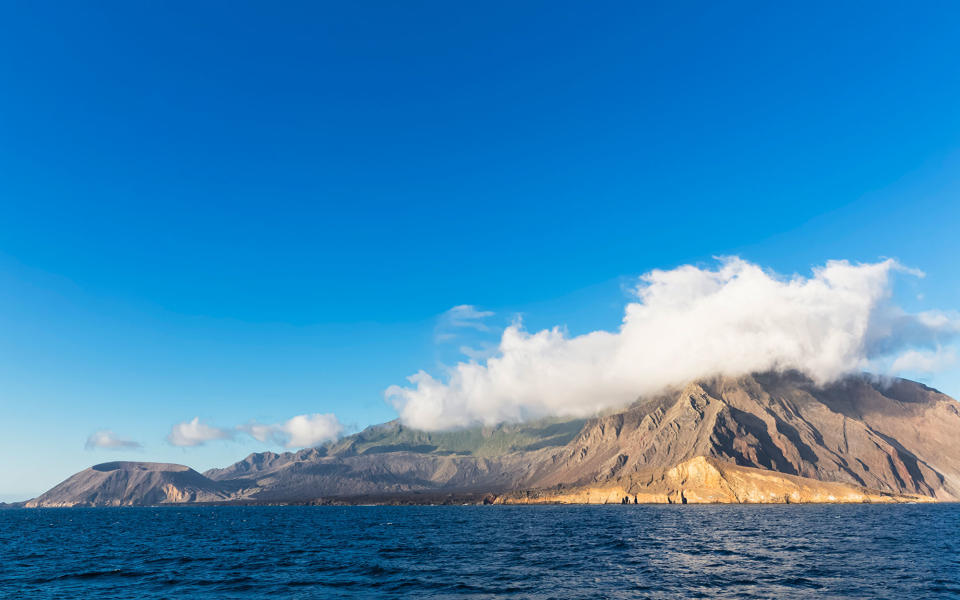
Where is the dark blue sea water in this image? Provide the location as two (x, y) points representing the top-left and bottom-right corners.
(2, 504), (958, 599)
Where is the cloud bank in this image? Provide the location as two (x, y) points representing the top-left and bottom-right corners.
(167, 417), (233, 447)
(85, 430), (141, 450)
(239, 413), (343, 449)
(387, 258), (960, 430)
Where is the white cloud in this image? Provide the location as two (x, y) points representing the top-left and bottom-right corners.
(445, 305), (495, 330)
(387, 257), (960, 430)
(890, 347), (957, 374)
(85, 430), (141, 450)
(239, 422), (276, 444)
(434, 304), (495, 343)
(167, 417), (233, 447)
(239, 413), (343, 449)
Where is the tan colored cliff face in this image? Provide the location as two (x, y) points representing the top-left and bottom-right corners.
(531, 373), (960, 501)
(496, 457), (936, 505)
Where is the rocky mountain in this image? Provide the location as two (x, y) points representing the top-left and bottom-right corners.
(24, 462), (235, 508)
(27, 373), (960, 506)
(524, 372), (960, 501)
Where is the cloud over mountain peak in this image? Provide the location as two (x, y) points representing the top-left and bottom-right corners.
(387, 257), (960, 430)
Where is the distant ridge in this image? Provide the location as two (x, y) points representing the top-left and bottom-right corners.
(27, 373), (960, 506)
(25, 462), (234, 508)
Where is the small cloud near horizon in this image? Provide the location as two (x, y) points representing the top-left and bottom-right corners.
(85, 430), (142, 450)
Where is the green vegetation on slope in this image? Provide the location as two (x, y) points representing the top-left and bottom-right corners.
(326, 418), (588, 458)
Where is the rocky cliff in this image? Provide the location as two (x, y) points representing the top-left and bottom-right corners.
(495, 456), (936, 505)
(26, 373), (960, 506)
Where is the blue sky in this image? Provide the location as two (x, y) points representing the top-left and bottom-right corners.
(1, 2), (959, 500)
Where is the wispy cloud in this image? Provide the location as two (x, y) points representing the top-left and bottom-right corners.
(434, 304), (495, 342)
(445, 305), (495, 330)
(167, 417), (233, 447)
(890, 347), (957, 374)
(85, 430), (141, 450)
(388, 257), (960, 430)
(458, 343), (498, 361)
(238, 413), (343, 449)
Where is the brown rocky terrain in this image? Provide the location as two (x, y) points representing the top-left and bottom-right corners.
(26, 373), (960, 506)
(522, 372), (960, 501)
(24, 462), (234, 508)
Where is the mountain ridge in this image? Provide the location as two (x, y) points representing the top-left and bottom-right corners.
(25, 372), (960, 506)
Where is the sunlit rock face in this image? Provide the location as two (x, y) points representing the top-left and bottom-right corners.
(27, 373), (960, 506)
(494, 457), (936, 505)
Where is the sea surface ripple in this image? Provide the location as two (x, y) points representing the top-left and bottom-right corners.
(1, 504), (958, 599)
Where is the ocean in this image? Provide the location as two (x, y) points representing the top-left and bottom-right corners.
(2, 504), (958, 599)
